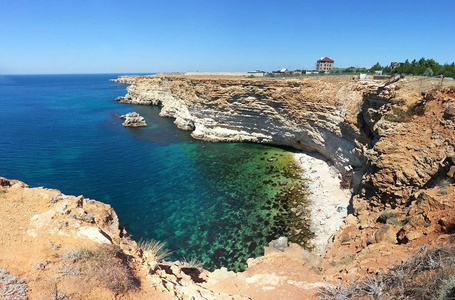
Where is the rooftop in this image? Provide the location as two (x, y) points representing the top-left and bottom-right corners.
(317, 57), (334, 62)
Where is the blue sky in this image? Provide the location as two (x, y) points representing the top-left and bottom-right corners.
(1, 0), (454, 74)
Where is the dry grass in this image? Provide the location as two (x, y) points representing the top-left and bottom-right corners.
(62, 245), (140, 292)
(181, 256), (205, 269)
(318, 244), (455, 300)
(138, 239), (173, 262)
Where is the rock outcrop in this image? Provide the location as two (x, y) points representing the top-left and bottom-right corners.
(110, 75), (138, 85)
(120, 112), (147, 127)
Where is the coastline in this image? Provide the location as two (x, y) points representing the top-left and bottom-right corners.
(293, 151), (351, 252)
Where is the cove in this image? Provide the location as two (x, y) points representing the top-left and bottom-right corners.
(0, 74), (307, 271)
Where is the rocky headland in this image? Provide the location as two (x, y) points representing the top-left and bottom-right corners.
(1, 75), (455, 299)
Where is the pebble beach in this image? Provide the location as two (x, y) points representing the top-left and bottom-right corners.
(294, 152), (352, 252)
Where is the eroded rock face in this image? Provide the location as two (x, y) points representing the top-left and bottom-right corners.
(115, 76), (365, 172)
(361, 86), (455, 207)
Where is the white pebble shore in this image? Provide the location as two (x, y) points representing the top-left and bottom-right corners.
(294, 152), (351, 253)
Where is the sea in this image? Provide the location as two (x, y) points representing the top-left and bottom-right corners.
(0, 74), (298, 271)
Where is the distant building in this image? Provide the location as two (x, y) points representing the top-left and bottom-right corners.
(390, 62), (402, 70)
(316, 57), (334, 72)
(247, 70), (266, 77)
(279, 68), (290, 74)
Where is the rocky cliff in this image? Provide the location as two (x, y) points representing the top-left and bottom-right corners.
(115, 75), (455, 208)
(116, 76), (365, 173)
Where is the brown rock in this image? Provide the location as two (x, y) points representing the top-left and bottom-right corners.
(444, 103), (455, 119)
(415, 191), (447, 212)
(408, 214), (426, 227)
(448, 166), (455, 178)
(405, 231), (423, 241)
(345, 214), (358, 226)
(374, 224), (398, 244)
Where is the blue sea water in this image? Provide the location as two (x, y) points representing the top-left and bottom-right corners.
(0, 74), (297, 271)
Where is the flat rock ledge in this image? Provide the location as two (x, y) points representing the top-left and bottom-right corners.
(120, 112), (147, 127)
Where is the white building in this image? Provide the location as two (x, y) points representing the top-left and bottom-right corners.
(316, 57), (334, 72)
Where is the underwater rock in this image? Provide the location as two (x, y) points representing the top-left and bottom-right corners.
(242, 235), (253, 243)
(214, 248), (226, 257)
(225, 197), (235, 204)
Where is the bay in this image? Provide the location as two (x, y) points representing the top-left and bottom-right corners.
(0, 74), (295, 271)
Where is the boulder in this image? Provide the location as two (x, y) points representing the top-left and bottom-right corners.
(414, 191), (447, 212)
(344, 214), (358, 226)
(374, 224), (398, 244)
(120, 112), (147, 127)
(268, 236), (288, 251)
(77, 227), (112, 244)
(444, 103), (455, 119)
(405, 231), (423, 241)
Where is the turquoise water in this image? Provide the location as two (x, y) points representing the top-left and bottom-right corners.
(0, 74), (298, 271)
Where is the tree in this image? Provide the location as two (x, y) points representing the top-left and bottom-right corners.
(369, 62), (382, 72)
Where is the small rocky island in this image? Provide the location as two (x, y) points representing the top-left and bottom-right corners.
(119, 112), (147, 127)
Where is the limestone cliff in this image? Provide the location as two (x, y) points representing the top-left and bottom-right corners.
(116, 76), (365, 173)
(115, 75), (455, 208)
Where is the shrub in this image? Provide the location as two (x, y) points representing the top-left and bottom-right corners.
(317, 244), (455, 299)
(64, 245), (140, 292)
(0, 269), (28, 300)
(387, 218), (404, 226)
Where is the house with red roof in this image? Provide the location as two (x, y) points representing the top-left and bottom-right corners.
(316, 57), (334, 72)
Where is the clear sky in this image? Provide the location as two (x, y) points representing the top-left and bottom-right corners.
(1, 0), (454, 74)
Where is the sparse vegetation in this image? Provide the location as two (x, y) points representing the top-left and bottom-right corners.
(138, 239), (173, 262)
(342, 236), (350, 243)
(0, 268), (29, 300)
(55, 265), (81, 276)
(387, 218), (404, 226)
(62, 245), (140, 292)
(386, 101), (426, 123)
(439, 178), (451, 189)
(378, 211), (404, 227)
(438, 189), (449, 196)
(317, 244), (455, 300)
(181, 256), (205, 269)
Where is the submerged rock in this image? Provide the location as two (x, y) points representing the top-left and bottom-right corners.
(120, 112), (147, 127)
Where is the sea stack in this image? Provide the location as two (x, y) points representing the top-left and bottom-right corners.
(120, 112), (147, 127)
